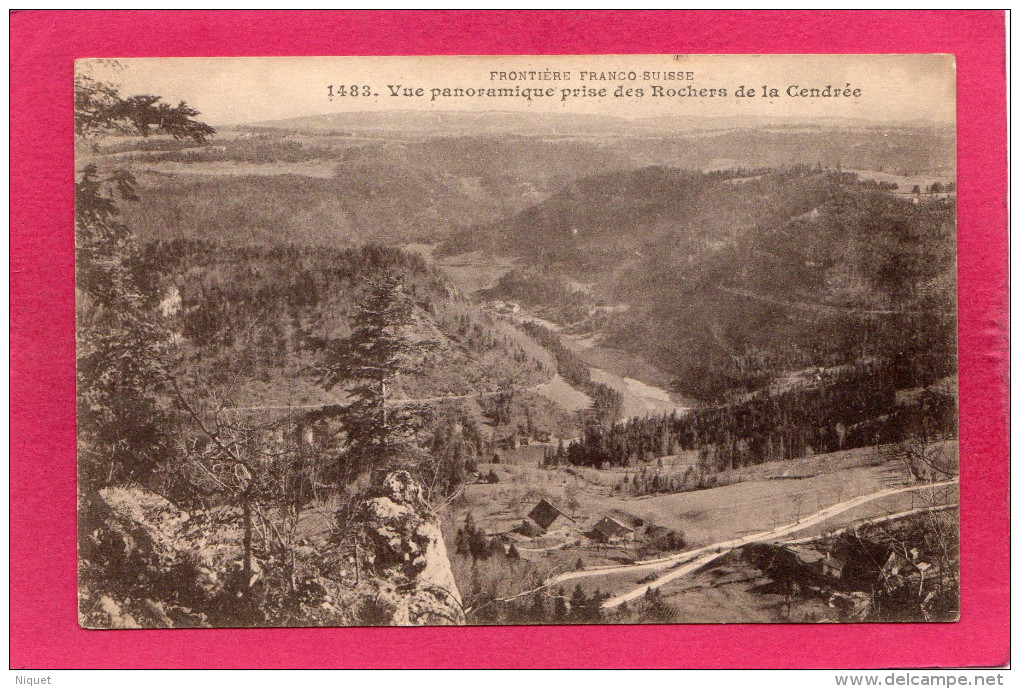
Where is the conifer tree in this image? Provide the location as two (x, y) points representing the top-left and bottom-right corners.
(319, 275), (437, 485)
(75, 68), (213, 488)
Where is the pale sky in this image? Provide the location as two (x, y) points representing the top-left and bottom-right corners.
(79, 55), (956, 127)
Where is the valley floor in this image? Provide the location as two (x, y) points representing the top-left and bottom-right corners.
(444, 440), (958, 622)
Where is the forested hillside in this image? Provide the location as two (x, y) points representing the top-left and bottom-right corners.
(558, 362), (957, 477)
(133, 240), (555, 407)
(447, 166), (957, 401)
(104, 120), (953, 247)
(112, 135), (642, 245)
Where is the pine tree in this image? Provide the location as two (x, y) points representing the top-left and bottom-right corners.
(75, 69), (213, 489)
(553, 588), (568, 620)
(75, 72), (213, 143)
(570, 584), (589, 622)
(76, 164), (171, 488)
(319, 275), (437, 485)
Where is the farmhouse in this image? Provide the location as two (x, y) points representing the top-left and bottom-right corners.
(514, 498), (576, 536)
(781, 544), (847, 582)
(590, 516), (635, 544)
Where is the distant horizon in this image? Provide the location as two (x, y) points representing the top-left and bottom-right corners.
(231, 108), (953, 131)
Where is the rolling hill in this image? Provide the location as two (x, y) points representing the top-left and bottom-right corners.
(444, 166), (957, 400)
(107, 115), (953, 248)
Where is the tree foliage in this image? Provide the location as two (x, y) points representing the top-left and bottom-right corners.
(75, 72), (213, 488)
(75, 73), (214, 142)
(75, 167), (169, 486)
(563, 361), (957, 479)
(318, 275), (439, 485)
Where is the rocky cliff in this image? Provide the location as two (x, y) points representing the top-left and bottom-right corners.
(78, 471), (463, 628)
(353, 471), (464, 625)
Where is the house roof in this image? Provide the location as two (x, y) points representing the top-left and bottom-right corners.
(528, 499), (573, 531)
(784, 545), (826, 565)
(593, 516), (634, 537)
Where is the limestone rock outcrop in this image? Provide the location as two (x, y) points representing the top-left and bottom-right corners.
(78, 471), (464, 627)
(355, 471), (464, 625)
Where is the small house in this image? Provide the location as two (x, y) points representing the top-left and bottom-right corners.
(821, 550), (846, 580)
(590, 516), (635, 544)
(783, 544), (846, 582)
(527, 498), (575, 533)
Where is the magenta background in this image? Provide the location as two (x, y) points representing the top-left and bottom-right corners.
(10, 10), (1008, 669)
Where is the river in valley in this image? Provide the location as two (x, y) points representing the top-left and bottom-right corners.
(406, 243), (692, 423)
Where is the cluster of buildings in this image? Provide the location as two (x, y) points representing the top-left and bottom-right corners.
(513, 498), (636, 545)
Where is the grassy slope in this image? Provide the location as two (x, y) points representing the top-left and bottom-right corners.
(442, 451), (951, 621)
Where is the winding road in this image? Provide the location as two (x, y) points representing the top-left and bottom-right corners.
(538, 477), (958, 609)
(221, 385), (540, 414)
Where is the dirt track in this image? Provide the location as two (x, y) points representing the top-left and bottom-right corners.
(221, 385), (538, 413)
(539, 477), (958, 608)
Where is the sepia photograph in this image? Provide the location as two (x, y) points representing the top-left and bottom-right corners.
(74, 54), (960, 629)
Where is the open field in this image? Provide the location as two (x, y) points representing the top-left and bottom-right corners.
(581, 442), (942, 541)
(606, 465), (892, 547)
(445, 440), (957, 607)
(435, 251), (519, 294)
(572, 343), (677, 391)
(533, 373), (593, 413)
(547, 477), (957, 607)
(456, 441), (939, 544)
(589, 367), (689, 420)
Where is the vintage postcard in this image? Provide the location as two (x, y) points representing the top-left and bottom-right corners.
(75, 54), (959, 628)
